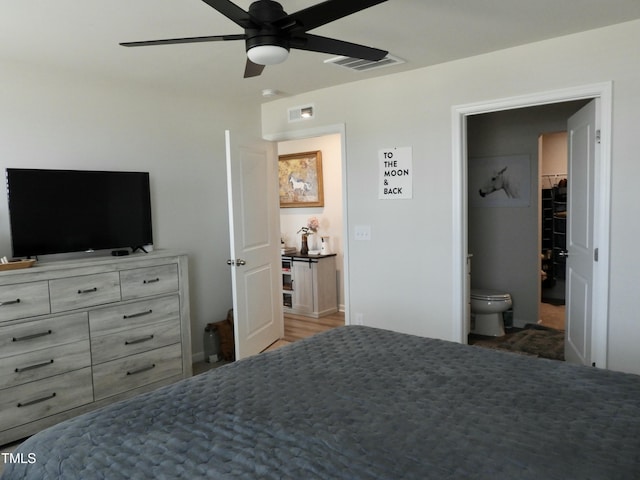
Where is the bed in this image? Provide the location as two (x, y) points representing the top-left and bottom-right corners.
(3, 325), (640, 479)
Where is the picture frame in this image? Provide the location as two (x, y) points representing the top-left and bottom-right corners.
(468, 154), (531, 208)
(278, 150), (324, 208)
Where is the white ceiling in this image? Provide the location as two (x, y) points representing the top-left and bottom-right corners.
(3, 0), (640, 102)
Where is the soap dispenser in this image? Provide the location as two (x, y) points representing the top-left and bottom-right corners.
(320, 236), (331, 254)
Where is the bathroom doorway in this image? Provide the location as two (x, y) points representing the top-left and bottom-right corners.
(466, 101), (588, 335)
(454, 83), (612, 368)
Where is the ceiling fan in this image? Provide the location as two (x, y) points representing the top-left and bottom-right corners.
(120, 0), (389, 78)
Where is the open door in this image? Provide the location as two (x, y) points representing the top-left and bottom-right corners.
(565, 100), (598, 365)
(225, 130), (283, 359)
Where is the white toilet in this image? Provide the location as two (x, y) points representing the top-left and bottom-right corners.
(470, 289), (512, 337)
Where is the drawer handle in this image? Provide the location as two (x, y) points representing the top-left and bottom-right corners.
(0, 298), (21, 306)
(126, 363), (156, 376)
(143, 278), (160, 284)
(15, 359), (54, 373)
(17, 392), (57, 408)
(123, 309), (153, 320)
(125, 334), (155, 345)
(12, 330), (53, 342)
(77, 287), (98, 294)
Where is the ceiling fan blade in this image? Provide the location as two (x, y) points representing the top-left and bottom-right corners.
(200, 0), (256, 29)
(291, 33), (387, 61)
(244, 59), (266, 78)
(278, 0), (387, 33)
(120, 34), (245, 47)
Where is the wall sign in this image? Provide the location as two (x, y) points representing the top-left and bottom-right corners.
(379, 147), (412, 199)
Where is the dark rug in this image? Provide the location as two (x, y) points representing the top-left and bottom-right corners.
(498, 324), (565, 361)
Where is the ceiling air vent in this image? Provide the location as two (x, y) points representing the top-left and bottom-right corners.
(324, 54), (405, 72)
(288, 104), (315, 122)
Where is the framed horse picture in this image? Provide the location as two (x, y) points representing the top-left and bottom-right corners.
(278, 151), (324, 208)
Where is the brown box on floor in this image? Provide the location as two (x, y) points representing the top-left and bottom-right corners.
(209, 309), (235, 361)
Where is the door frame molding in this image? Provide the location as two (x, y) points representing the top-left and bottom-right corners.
(451, 82), (612, 368)
(264, 124), (350, 321)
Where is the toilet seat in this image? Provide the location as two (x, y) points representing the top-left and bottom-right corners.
(470, 289), (511, 301)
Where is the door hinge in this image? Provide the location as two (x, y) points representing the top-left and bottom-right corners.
(595, 129), (601, 144)
(594, 247), (599, 262)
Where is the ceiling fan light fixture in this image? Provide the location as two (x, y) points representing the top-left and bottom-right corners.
(247, 45), (289, 65)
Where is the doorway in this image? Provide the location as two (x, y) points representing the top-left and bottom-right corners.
(466, 102), (587, 336)
(452, 83), (612, 368)
(277, 133), (345, 312)
(265, 124), (349, 338)
(227, 126), (348, 357)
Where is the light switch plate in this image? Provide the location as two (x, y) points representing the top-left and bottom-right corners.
(354, 225), (371, 241)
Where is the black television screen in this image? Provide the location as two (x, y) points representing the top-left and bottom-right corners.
(6, 168), (153, 257)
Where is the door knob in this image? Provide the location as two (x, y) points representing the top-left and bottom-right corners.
(558, 250), (569, 258)
(226, 259), (246, 266)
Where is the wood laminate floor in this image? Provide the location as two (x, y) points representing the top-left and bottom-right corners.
(283, 311), (345, 342)
(264, 311), (345, 352)
(539, 302), (565, 330)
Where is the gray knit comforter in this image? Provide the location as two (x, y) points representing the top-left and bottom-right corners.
(3, 325), (640, 479)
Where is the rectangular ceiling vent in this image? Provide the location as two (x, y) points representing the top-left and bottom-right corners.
(324, 54), (405, 72)
(288, 104), (315, 122)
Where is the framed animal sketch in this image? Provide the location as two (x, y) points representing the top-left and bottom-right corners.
(468, 154), (531, 208)
(278, 151), (324, 208)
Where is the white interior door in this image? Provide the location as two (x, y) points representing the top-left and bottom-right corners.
(225, 130), (283, 359)
(565, 100), (598, 365)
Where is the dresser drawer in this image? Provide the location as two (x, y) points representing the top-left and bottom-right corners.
(1, 339), (91, 389)
(0, 312), (89, 359)
(93, 343), (182, 401)
(49, 272), (121, 313)
(120, 264), (179, 300)
(91, 318), (181, 365)
(89, 295), (180, 337)
(0, 281), (50, 323)
(0, 367), (93, 432)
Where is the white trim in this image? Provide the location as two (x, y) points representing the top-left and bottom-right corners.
(452, 82), (612, 369)
(263, 124), (351, 323)
(263, 124), (345, 143)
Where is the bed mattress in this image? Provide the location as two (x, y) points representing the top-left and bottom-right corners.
(3, 325), (640, 479)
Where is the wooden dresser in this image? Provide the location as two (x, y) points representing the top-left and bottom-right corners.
(0, 251), (191, 445)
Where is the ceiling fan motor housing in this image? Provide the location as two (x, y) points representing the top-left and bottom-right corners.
(248, 0), (287, 22)
(245, 0), (291, 53)
(245, 33), (290, 52)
